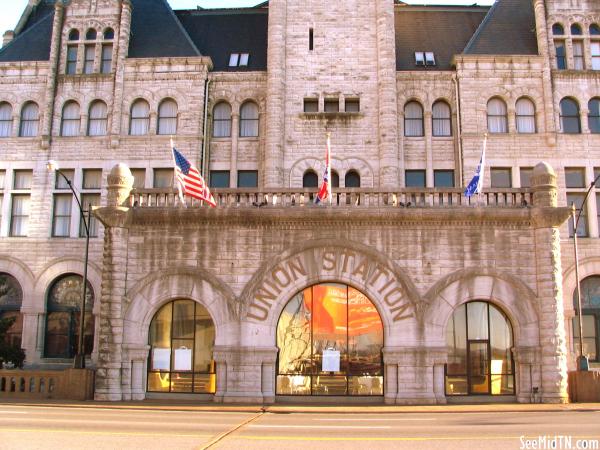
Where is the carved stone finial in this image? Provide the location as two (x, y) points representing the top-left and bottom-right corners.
(107, 163), (134, 207)
(532, 161), (557, 207)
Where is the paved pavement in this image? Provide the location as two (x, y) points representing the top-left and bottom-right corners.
(0, 401), (599, 449)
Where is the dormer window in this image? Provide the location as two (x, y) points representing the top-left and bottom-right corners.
(229, 53), (250, 67)
(239, 53), (249, 66)
(415, 52), (425, 66)
(415, 52), (435, 66)
(425, 52), (435, 65)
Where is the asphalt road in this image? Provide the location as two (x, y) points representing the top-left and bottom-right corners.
(0, 404), (599, 450)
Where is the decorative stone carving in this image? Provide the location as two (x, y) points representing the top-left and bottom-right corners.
(106, 163), (134, 207)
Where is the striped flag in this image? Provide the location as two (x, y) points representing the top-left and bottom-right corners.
(464, 134), (488, 198)
(315, 133), (332, 204)
(172, 144), (216, 207)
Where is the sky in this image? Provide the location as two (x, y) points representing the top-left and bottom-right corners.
(0, 0), (495, 37)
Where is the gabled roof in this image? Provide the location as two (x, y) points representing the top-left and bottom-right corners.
(128, 0), (200, 58)
(395, 6), (488, 71)
(175, 9), (268, 72)
(463, 0), (538, 55)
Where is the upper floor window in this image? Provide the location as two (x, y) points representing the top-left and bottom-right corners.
(85, 29), (97, 40)
(570, 24), (582, 35)
(0, 102), (13, 137)
(228, 53), (249, 67)
(68, 29), (79, 41)
(592, 42), (600, 70)
(101, 44), (113, 74)
(515, 97), (536, 133)
(240, 101), (259, 137)
(103, 28), (114, 40)
(345, 170), (360, 188)
(303, 98), (318, 113)
(432, 100), (451, 136)
(573, 41), (584, 70)
(345, 98), (360, 113)
(487, 98), (508, 133)
(404, 101), (424, 137)
(554, 41), (566, 69)
(303, 170), (318, 188)
(157, 99), (178, 135)
(83, 45), (95, 74)
(66, 45), (78, 74)
(129, 99), (150, 136)
(589, 98), (600, 134)
(213, 102), (231, 137)
(61, 101), (81, 137)
(559, 97), (581, 134)
(324, 98), (339, 113)
(331, 170), (340, 188)
(591, 24), (600, 36)
(19, 102), (39, 137)
(88, 100), (108, 136)
(552, 23), (564, 35)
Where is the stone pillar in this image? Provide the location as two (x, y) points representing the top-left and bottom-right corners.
(384, 347), (437, 405)
(94, 164), (134, 401)
(230, 113), (240, 188)
(110, 0), (132, 144)
(424, 111), (433, 187)
(124, 345), (150, 401)
(20, 312), (42, 366)
(531, 162), (569, 403)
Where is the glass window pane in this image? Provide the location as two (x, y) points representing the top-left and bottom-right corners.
(303, 171), (318, 188)
(172, 300), (195, 339)
(80, 194), (101, 238)
(0, 273), (23, 309)
(237, 170), (258, 188)
(347, 287), (383, 376)
(490, 168), (511, 188)
(469, 341), (489, 394)
(434, 170), (454, 188)
(567, 193), (588, 237)
(277, 290), (312, 375)
(153, 169), (173, 188)
(10, 194), (30, 237)
(147, 372), (170, 392)
(467, 302), (489, 340)
(578, 276), (600, 309)
(0, 170), (5, 189)
(345, 99), (360, 113)
(52, 194), (72, 237)
(303, 99), (318, 113)
(589, 99), (600, 134)
(345, 171), (360, 188)
(555, 41), (566, 69)
(194, 304), (215, 373)
(446, 375), (468, 395)
(324, 99), (339, 113)
(446, 304), (467, 375)
(240, 102), (259, 137)
(565, 168), (585, 188)
(83, 169), (102, 189)
(131, 169), (146, 189)
(405, 170), (425, 188)
(520, 168), (533, 188)
(210, 171), (230, 188)
(55, 169), (74, 189)
(149, 302), (172, 352)
(101, 44), (112, 74)
(13, 170), (32, 189)
(312, 284), (347, 375)
(489, 305), (513, 374)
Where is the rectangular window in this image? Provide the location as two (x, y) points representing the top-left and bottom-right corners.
(567, 192), (588, 237)
(414, 52), (425, 66)
(573, 41), (584, 70)
(565, 167), (586, 188)
(80, 193), (100, 238)
(101, 44), (112, 74)
(52, 194), (72, 237)
(345, 98), (360, 113)
(434, 170), (454, 188)
(324, 99), (339, 113)
(237, 170), (258, 188)
(405, 170), (426, 188)
(573, 315), (597, 361)
(309, 28), (314, 51)
(425, 52), (436, 66)
(555, 41), (566, 69)
(131, 169), (146, 189)
(520, 167), (533, 188)
(84, 45), (95, 74)
(210, 171), (230, 188)
(13, 170), (32, 190)
(303, 98), (319, 113)
(490, 168), (512, 188)
(82, 169), (102, 189)
(153, 169), (173, 188)
(55, 169), (74, 189)
(10, 194), (29, 237)
(0, 170), (5, 189)
(239, 53), (249, 66)
(592, 42), (600, 71)
(66, 45), (77, 74)
(228, 53), (239, 67)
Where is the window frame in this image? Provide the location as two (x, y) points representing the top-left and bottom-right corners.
(212, 102), (232, 138)
(0, 102), (13, 138)
(432, 100), (452, 137)
(404, 101), (424, 137)
(486, 98), (508, 134)
(129, 99), (150, 136)
(157, 98), (178, 136)
(239, 101), (259, 138)
(559, 98), (581, 134)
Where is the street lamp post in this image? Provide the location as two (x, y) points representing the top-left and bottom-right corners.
(47, 160), (91, 369)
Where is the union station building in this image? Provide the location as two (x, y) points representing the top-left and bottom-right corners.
(0, 0), (599, 404)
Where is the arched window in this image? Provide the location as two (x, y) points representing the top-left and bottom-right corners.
(85, 29), (97, 40)
(0, 273), (23, 349)
(19, 102), (39, 137)
(61, 101), (80, 137)
(44, 274), (94, 358)
(589, 98), (600, 134)
(277, 283), (383, 396)
(560, 97), (581, 134)
(404, 101), (424, 137)
(303, 170), (318, 188)
(157, 99), (178, 135)
(345, 170), (361, 188)
(240, 101), (259, 137)
(432, 100), (451, 136)
(590, 24), (600, 35)
(103, 28), (114, 40)
(487, 98), (508, 133)
(331, 170), (339, 188)
(573, 276), (600, 362)
(212, 102), (231, 137)
(147, 299), (216, 393)
(88, 100), (108, 136)
(446, 301), (514, 396)
(68, 29), (79, 41)
(129, 99), (150, 135)
(570, 23), (582, 35)
(515, 97), (536, 133)
(552, 23), (564, 35)
(0, 102), (13, 137)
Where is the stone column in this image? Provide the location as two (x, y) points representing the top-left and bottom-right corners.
(20, 311), (42, 365)
(230, 113), (240, 188)
(424, 111), (433, 187)
(384, 347), (437, 405)
(110, 0), (132, 145)
(93, 164), (134, 401)
(124, 345), (150, 401)
(531, 162), (569, 403)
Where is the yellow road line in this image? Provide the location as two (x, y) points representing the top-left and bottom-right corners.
(0, 427), (211, 439)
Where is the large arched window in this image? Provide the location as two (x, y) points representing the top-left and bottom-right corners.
(240, 101), (259, 137)
(515, 97), (536, 134)
(487, 98), (508, 133)
(61, 101), (81, 137)
(432, 100), (451, 136)
(303, 170), (318, 188)
(0, 102), (13, 137)
(560, 97), (581, 134)
(44, 274), (94, 358)
(147, 299), (216, 393)
(573, 276), (600, 362)
(129, 99), (150, 135)
(446, 301), (514, 396)
(588, 98), (600, 134)
(404, 101), (424, 137)
(19, 102), (39, 137)
(0, 273), (23, 349)
(345, 170), (361, 188)
(157, 99), (178, 135)
(212, 102), (231, 137)
(88, 100), (108, 136)
(277, 283), (383, 396)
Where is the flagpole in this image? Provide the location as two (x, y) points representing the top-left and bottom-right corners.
(327, 132), (332, 206)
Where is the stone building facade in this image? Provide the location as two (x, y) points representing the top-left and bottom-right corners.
(0, 0), (598, 404)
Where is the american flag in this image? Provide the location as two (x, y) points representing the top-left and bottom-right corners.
(172, 146), (216, 207)
(315, 133), (332, 204)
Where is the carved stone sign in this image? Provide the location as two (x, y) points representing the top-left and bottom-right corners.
(246, 247), (415, 323)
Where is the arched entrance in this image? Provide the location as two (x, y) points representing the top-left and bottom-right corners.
(445, 301), (515, 396)
(276, 283), (384, 396)
(147, 299), (216, 394)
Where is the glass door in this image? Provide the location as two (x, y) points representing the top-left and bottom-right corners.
(468, 341), (489, 394)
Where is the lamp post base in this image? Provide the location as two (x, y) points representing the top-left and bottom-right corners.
(73, 354), (86, 369)
(578, 355), (589, 371)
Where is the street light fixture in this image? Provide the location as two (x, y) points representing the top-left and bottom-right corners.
(47, 160), (91, 369)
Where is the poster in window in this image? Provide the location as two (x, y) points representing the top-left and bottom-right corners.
(152, 348), (170, 371)
(322, 349), (340, 372)
(174, 347), (192, 371)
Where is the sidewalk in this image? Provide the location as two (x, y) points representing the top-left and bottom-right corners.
(2, 398), (600, 414)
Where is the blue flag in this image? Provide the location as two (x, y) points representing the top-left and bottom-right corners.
(464, 135), (488, 198)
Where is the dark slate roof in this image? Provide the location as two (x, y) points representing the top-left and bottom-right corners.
(175, 9), (268, 72)
(464, 0), (538, 55)
(395, 6), (488, 70)
(128, 0), (200, 58)
(0, 1), (54, 62)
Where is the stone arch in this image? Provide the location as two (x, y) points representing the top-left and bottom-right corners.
(0, 256), (34, 311)
(423, 267), (539, 348)
(289, 157), (374, 188)
(123, 267), (238, 348)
